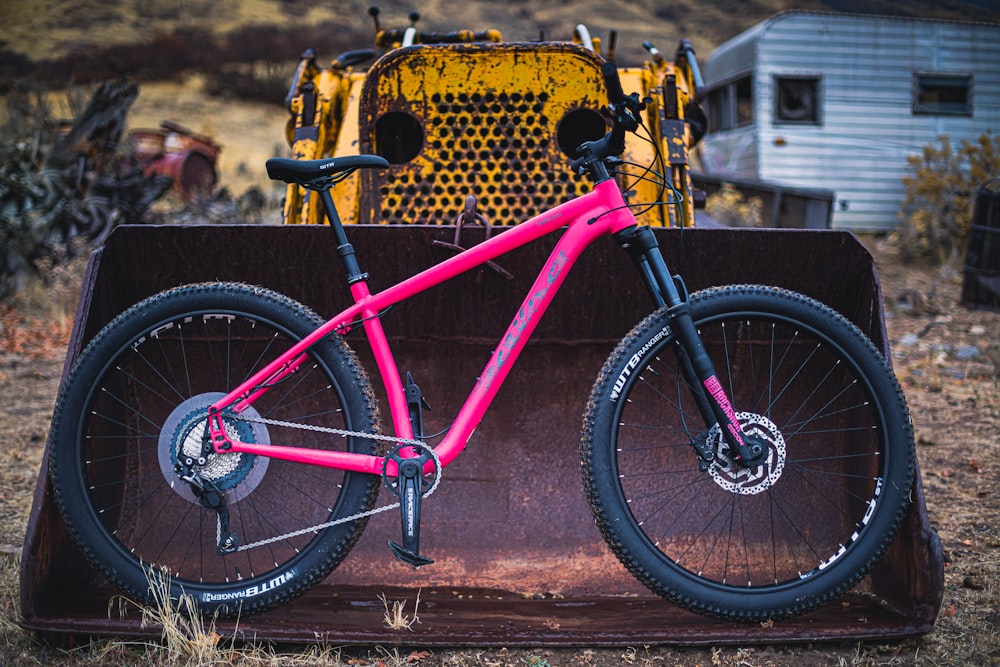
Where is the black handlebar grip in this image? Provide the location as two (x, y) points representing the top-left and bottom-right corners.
(601, 61), (626, 105)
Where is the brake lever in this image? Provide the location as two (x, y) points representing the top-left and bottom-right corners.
(608, 93), (647, 132)
(570, 92), (648, 173)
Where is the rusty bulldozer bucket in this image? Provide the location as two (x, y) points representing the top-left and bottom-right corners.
(21, 224), (942, 645)
(22, 21), (941, 645)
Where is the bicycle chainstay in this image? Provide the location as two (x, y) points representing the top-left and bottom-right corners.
(211, 414), (441, 552)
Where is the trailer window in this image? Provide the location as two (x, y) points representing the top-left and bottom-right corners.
(914, 73), (972, 116)
(706, 74), (753, 133)
(775, 76), (820, 124)
(736, 77), (753, 126)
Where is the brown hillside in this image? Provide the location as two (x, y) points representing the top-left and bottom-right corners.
(3, 0), (998, 69)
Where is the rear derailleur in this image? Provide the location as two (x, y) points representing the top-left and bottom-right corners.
(175, 437), (238, 556)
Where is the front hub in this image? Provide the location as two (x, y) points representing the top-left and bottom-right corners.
(704, 412), (786, 495)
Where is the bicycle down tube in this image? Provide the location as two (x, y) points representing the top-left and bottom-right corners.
(206, 177), (643, 476)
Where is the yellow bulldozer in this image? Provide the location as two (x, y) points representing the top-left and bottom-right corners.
(21, 7), (941, 646)
(279, 7), (706, 230)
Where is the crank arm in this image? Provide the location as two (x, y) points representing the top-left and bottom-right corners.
(388, 457), (434, 567)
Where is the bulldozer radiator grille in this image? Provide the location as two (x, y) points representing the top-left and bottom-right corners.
(360, 43), (610, 226)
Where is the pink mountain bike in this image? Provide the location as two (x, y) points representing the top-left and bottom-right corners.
(48, 64), (915, 622)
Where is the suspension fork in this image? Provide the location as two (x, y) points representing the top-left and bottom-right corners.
(614, 226), (757, 464)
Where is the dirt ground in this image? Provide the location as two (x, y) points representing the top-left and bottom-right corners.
(0, 233), (998, 666)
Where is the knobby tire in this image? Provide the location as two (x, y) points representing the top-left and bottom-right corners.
(582, 285), (915, 621)
(48, 283), (381, 617)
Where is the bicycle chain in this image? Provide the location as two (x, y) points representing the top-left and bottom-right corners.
(216, 414), (440, 552)
(238, 413), (427, 447)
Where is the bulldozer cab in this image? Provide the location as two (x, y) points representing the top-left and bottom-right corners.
(282, 17), (701, 230)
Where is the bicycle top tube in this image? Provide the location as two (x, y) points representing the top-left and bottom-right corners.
(208, 59), (652, 476)
(208, 177), (640, 476)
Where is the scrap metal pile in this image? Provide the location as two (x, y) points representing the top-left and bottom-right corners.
(0, 80), (172, 299)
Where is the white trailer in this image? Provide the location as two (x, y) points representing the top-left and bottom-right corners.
(699, 11), (1000, 231)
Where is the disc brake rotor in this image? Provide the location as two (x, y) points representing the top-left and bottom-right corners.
(705, 412), (786, 495)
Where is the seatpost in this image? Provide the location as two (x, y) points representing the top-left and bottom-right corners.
(317, 187), (368, 284)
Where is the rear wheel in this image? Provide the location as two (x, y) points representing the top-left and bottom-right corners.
(582, 285), (914, 621)
(49, 283), (381, 617)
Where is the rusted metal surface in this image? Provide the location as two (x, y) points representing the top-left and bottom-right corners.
(20, 585), (938, 647)
(129, 121), (220, 200)
(22, 224), (942, 644)
(282, 37), (702, 229)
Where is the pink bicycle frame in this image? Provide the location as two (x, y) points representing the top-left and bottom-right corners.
(207, 178), (638, 476)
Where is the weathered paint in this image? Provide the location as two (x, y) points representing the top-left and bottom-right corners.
(282, 37), (702, 228)
(701, 11), (1000, 231)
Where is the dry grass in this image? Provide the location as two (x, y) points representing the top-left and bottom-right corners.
(0, 554), (426, 665)
(0, 244), (86, 359)
(134, 568), (229, 665)
(379, 591), (422, 632)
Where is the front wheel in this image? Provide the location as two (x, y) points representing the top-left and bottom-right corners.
(48, 283), (382, 617)
(582, 285), (914, 621)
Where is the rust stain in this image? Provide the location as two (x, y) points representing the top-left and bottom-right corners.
(282, 36), (705, 228)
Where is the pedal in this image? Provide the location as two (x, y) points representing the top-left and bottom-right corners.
(388, 457), (434, 567)
(388, 541), (434, 567)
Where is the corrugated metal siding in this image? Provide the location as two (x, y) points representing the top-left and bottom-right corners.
(703, 23), (764, 82)
(700, 25), (762, 179)
(698, 127), (759, 175)
(701, 12), (1000, 231)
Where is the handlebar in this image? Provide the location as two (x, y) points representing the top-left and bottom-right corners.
(570, 61), (646, 178)
(602, 61), (627, 107)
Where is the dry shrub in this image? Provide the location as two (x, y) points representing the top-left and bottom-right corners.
(379, 590), (421, 631)
(895, 131), (1000, 264)
(136, 568), (227, 665)
(1, 81), (172, 303)
(705, 183), (764, 227)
